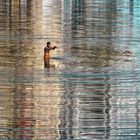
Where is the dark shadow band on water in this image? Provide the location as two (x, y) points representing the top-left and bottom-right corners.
(51, 57), (66, 60)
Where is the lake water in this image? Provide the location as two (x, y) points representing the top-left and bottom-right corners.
(0, 0), (140, 139)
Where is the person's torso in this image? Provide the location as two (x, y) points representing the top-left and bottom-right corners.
(44, 47), (50, 59)
(44, 46), (50, 53)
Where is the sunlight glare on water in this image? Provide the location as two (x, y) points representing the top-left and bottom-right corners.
(0, 0), (140, 139)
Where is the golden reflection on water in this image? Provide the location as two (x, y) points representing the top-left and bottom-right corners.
(33, 84), (61, 139)
(0, 0), (62, 139)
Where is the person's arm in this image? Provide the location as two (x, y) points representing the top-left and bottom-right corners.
(44, 46), (58, 52)
(45, 47), (53, 50)
(51, 46), (58, 50)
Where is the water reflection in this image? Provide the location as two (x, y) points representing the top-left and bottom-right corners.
(12, 84), (34, 139)
(0, 0), (140, 140)
(0, 0), (61, 139)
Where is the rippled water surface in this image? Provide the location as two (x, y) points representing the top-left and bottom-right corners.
(0, 0), (140, 139)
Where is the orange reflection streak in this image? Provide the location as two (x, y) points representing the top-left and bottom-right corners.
(14, 85), (34, 139)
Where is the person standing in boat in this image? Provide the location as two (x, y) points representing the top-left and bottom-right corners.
(44, 42), (57, 68)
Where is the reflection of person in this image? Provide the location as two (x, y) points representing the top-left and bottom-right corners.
(44, 42), (57, 68)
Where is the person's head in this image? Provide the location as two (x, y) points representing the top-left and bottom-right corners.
(47, 42), (51, 47)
